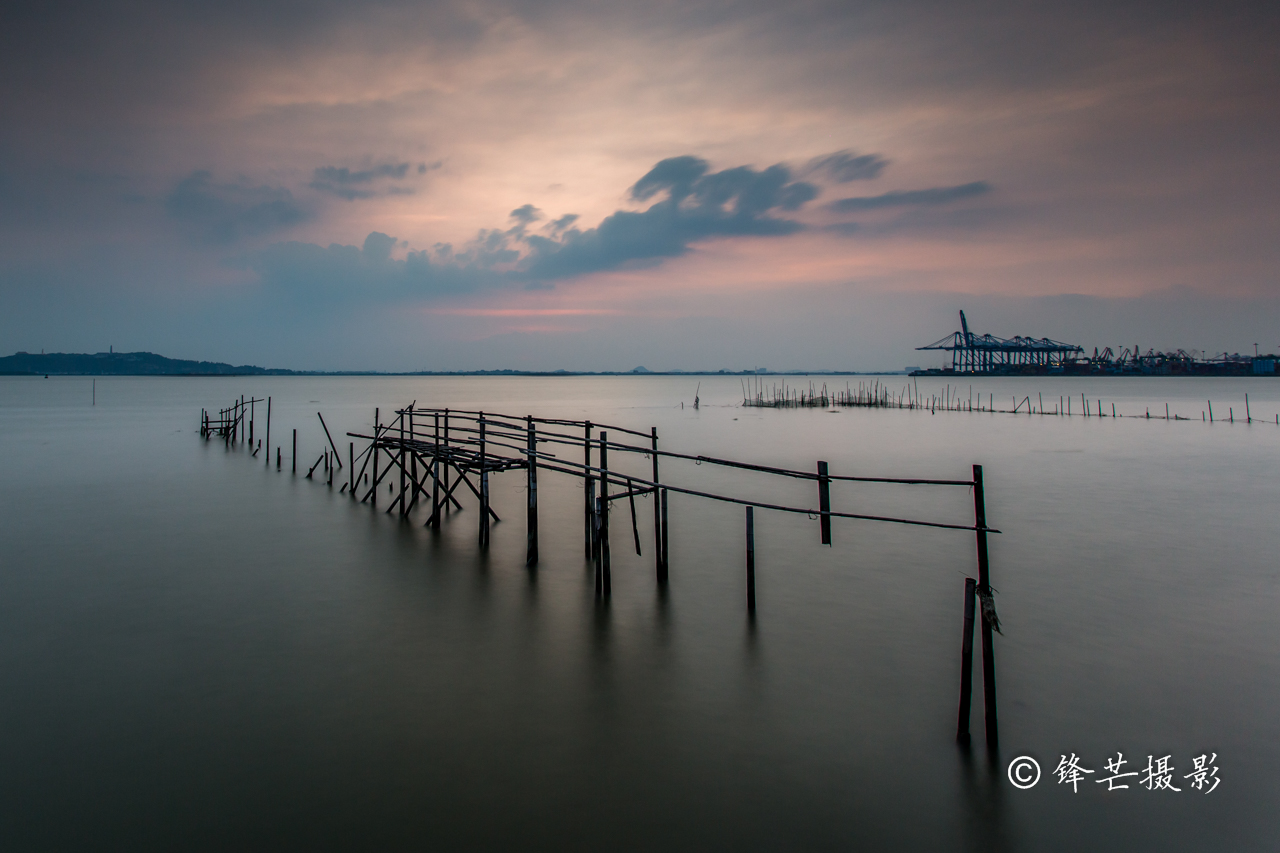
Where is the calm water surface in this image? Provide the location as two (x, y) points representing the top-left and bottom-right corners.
(1, 375), (1277, 850)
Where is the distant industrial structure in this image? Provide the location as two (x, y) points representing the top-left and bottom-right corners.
(913, 311), (1276, 376)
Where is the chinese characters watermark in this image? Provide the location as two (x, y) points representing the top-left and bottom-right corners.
(1007, 752), (1220, 792)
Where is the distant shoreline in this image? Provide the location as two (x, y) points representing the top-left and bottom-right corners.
(0, 350), (901, 377)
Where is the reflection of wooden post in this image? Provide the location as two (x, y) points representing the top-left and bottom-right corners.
(652, 427), (664, 583)
(973, 464), (997, 748)
(745, 506), (756, 613)
(584, 421), (594, 559)
(817, 461), (831, 545)
(660, 487), (669, 572)
(526, 417), (539, 567)
(956, 577), (976, 744)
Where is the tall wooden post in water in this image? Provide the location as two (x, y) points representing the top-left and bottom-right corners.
(479, 412), (490, 548)
(430, 413), (441, 527)
(526, 417), (539, 566)
(972, 464), (998, 748)
(745, 506), (756, 613)
(583, 421), (594, 559)
(597, 432), (610, 596)
(817, 461), (832, 545)
(652, 427), (665, 583)
(371, 409), (379, 506)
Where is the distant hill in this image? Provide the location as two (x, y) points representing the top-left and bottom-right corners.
(0, 351), (292, 376)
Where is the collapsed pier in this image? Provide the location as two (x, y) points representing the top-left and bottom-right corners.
(202, 395), (1006, 750)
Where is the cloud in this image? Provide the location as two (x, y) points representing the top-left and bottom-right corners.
(247, 156), (987, 306)
(509, 204), (542, 225)
(521, 156), (819, 280)
(829, 181), (992, 212)
(309, 162), (416, 200)
(804, 150), (889, 182)
(165, 170), (308, 244)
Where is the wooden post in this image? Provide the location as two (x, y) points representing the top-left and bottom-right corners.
(652, 427), (664, 583)
(265, 397), (271, 467)
(431, 413), (441, 527)
(600, 432), (610, 596)
(400, 413), (408, 517)
(277, 447), (281, 470)
(249, 398), (254, 446)
(972, 464), (998, 748)
(1246, 393), (1251, 423)
(479, 413), (490, 547)
(817, 461), (832, 545)
(292, 429), (297, 474)
(745, 506), (756, 613)
(442, 409), (450, 514)
(349, 442), (354, 494)
(240, 396), (245, 443)
(584, 421), (594, 559)
(526, 416), (539, 567)
(371, 409), (379, 506)
(956, 577), (977, 744)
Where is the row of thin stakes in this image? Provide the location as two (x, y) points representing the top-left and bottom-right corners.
(201, 396), (1006, 750)
(780, 378), (1279, 426)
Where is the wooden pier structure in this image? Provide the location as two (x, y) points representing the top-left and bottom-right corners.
(200, 396), (1005, 750)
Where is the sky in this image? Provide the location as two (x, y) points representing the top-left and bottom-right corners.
(1, 0), (1278, 371)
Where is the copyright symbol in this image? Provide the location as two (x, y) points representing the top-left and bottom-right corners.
(1008, 756), (1041, 789)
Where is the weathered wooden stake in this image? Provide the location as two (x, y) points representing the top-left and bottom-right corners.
(526, 416), (539, 566)
(371, 409), (380, 506)
(431, 413), (441, 527)
(265, 397), (271, 467)
(745, 505), (756, 613)
(349, 442), (354, 493)
(277, 447), (281, 470)
(479, 412), (490, 547)
(956, 577), (977, 744)
(600, 432), (610, 596)
(583, 421), (594, 558)
(817, 461), (832, 545)
(972, 464), (997, 748)
(249, 398), (254, 446)
(443, 409), (451, 514)
(652, 427), (664, 583)
(400, 413), (408, 517)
